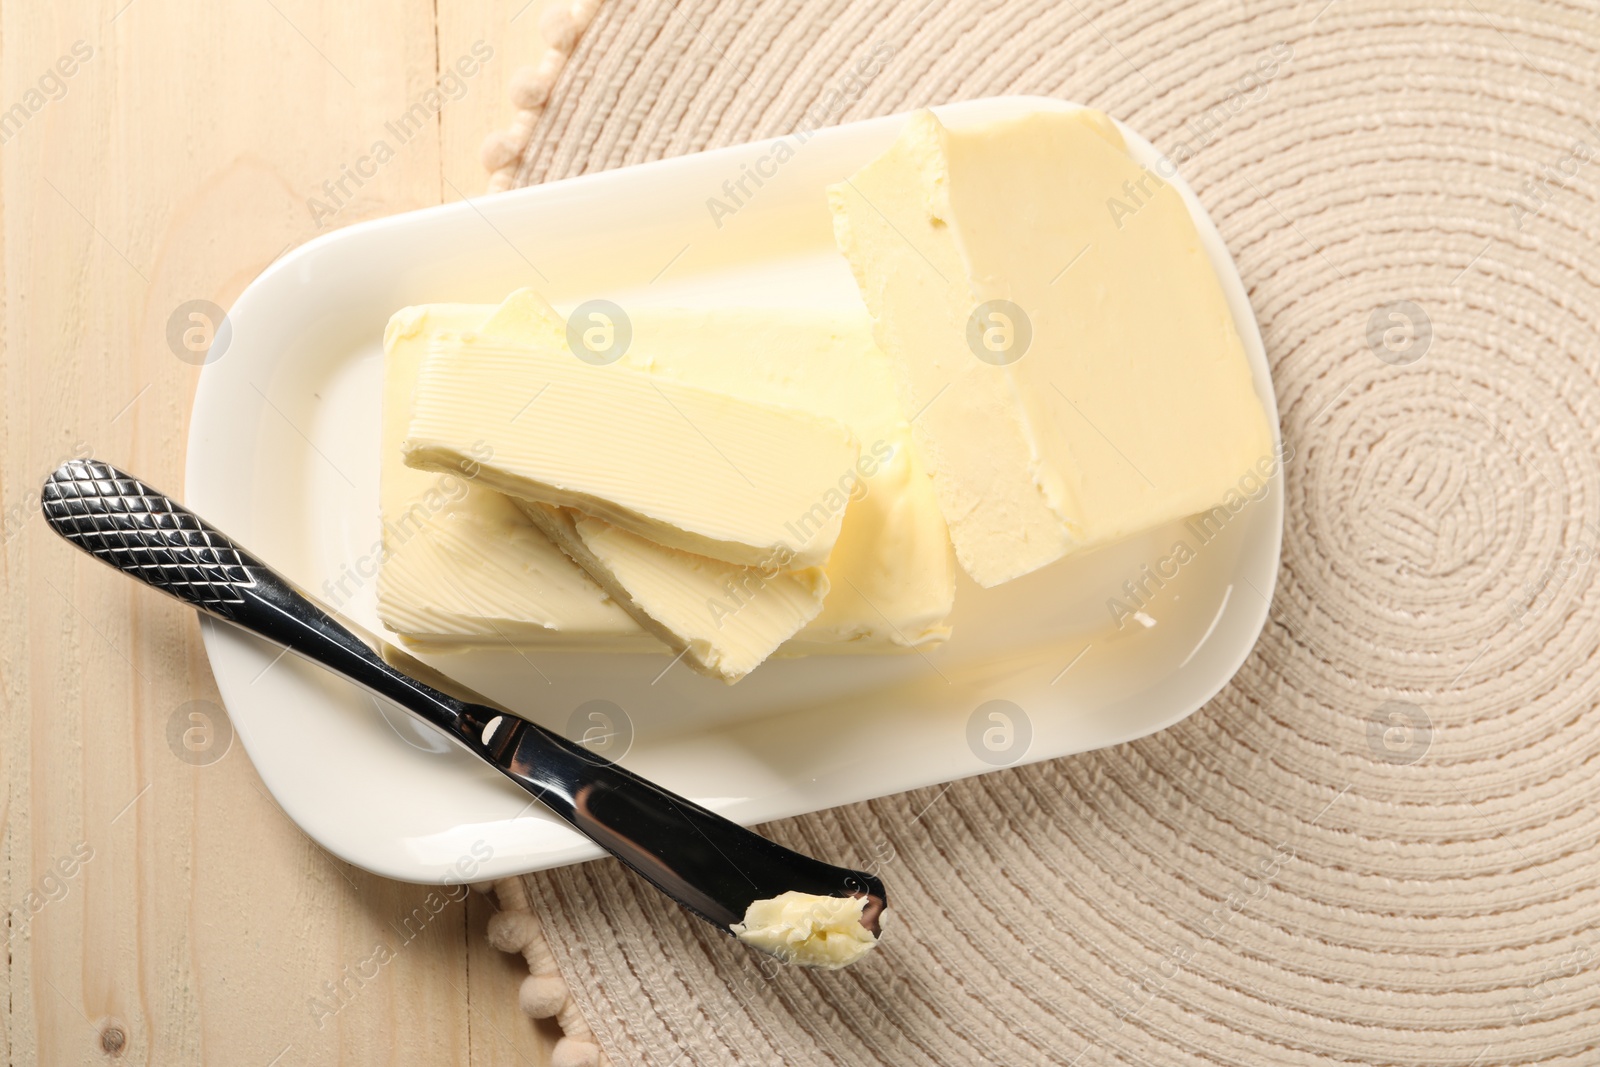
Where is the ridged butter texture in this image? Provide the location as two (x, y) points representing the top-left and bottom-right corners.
(376, 304), (654, 649)
(403, 329), (861, 569)
(520, 502), (829, 683)
(470, 290), (836, 682)
(379, 292), (956, 665)
(829, 108), (1274, 588)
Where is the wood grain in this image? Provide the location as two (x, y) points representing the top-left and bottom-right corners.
(3, 2), (565, 1063)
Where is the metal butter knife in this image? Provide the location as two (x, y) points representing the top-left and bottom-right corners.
(41, 458), (886, 950)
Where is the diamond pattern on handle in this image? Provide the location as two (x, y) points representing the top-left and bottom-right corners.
(41, 459), (254, 607)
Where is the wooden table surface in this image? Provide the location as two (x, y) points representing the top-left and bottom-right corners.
(3, 2), (565, 1063)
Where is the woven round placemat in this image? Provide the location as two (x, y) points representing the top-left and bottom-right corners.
(480, 0), (1600, 1063)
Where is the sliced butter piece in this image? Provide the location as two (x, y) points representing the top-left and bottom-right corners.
(403, 329), (861, 569)
(606, 306), (954, 651)
(829, 108), (1273, 587)
(474, 295), (840, 680)
(473, 292), (940, 675)
(376, 304), (654, 650)
(384, 291), (954, 659)
(481, 293), (955, 656)
(521, 503), (828, 683)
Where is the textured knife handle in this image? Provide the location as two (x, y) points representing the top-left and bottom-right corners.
(40, 459), (260, 617)
(40, 456), (479, 740)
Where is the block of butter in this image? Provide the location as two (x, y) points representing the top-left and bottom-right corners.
(469, 291), (827, 683)
(482, 290), (951, 680)
(376, 305), (656, 651)
(829, 108), (1274, 587)
(403, 326), (861, 570)
(378, 293), (955, 666)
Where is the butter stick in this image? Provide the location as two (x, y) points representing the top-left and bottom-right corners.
(403, 334), (861, 569)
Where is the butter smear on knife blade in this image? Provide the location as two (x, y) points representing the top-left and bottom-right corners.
(731, 892), (884, 969)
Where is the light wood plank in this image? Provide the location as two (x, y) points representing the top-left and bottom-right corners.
(2, 2), (559, 1064)
(467, 891), (559, 1067)
(438, 0), (561, 199)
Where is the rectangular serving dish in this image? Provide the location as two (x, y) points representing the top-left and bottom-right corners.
(185, 95), (1282, 883)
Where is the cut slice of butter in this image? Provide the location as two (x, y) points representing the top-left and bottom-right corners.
(602, 306), (954, 651)
(829, 108), (1274, 587)
(376, 305), (654, 650)
(381, 292), (955, 661)
(480, 293), (956, 659)
(520, 503), (829, 683)
(403, 323), (861, 569)
(476, 293), (831, 681)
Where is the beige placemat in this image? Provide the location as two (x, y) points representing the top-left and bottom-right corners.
(479, 0), (1600, 1063)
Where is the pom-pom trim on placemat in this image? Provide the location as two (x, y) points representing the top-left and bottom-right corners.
(487, 877), (609, 1067)
(479, 0), (607, 192)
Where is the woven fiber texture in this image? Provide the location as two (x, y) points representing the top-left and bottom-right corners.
(490, 0), (1600, 1062)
